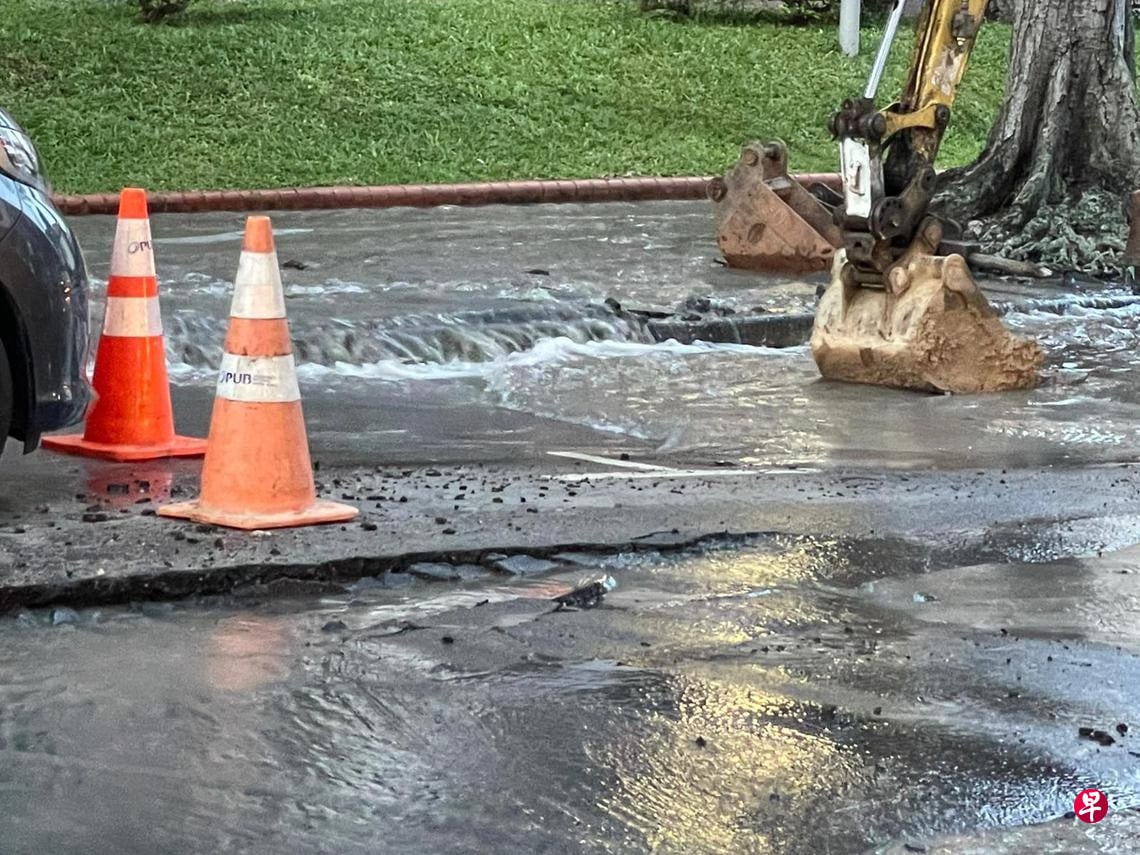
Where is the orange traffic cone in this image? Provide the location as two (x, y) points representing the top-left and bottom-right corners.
(43, 188), (206, 461)
(158, 215), (358, 530)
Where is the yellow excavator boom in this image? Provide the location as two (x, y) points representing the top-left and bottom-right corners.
(833, 0), (988, 278)
(711, 0), (1042, 393)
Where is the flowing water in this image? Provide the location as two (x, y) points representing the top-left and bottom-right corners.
(69, 201), (1140, 470)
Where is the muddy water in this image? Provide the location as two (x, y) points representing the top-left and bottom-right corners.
(3, 534), (1139, 853)
(67, 201), (1140, 470)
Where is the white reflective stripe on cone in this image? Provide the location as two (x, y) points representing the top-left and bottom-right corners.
(216, 353), (301, 403)
(102, 296), (163, 337)
(230, 251), (287, 319)
(109, 218), (156, 278)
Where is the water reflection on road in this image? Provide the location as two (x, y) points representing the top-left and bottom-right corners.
(3, 536), (1139, 853)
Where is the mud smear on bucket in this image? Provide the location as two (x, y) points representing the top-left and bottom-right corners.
(812, 253), (1044, 393)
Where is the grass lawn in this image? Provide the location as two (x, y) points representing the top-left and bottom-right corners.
(0, 0), (1012, 194)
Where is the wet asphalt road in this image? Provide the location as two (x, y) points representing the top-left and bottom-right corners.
(4, 518), (1140, 853)
(1, 201), (1140, 851)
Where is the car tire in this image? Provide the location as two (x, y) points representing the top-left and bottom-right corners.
(0, 337), (12, 457)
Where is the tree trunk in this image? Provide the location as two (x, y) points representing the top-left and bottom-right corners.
(936, 0), (1140, 226)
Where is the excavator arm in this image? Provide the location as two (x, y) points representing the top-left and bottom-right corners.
(709, 0), (1043, 393)
(832, 0), (988, 281)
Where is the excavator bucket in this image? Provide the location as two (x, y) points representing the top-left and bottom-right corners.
(709, 140), (842, 274)
(810, 223), (1044, 394)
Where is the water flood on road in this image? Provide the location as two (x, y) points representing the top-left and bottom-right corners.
(2, 533), (1139, 854)
(68, 202), (1140, 470)
(37, 202), (1140, 854)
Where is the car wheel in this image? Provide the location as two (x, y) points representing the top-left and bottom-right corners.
(0, 337), (12, 457)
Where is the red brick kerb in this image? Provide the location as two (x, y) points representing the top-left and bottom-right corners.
(52, 175), (843, 215)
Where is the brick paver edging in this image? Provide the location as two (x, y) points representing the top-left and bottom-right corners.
(52, 174), (842, 215)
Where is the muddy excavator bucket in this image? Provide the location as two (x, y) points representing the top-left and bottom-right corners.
(810, 221), (1044, 394)
(709, 140), (842, 274)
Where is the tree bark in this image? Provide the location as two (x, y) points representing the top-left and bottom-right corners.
(936, 0), (1140, 226)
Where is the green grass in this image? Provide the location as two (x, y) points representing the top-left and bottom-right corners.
(0, 0), (1012, 193)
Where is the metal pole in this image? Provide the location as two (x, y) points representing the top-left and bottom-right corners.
(839, 0), (861, 57)
(864, 0), (906, 99)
